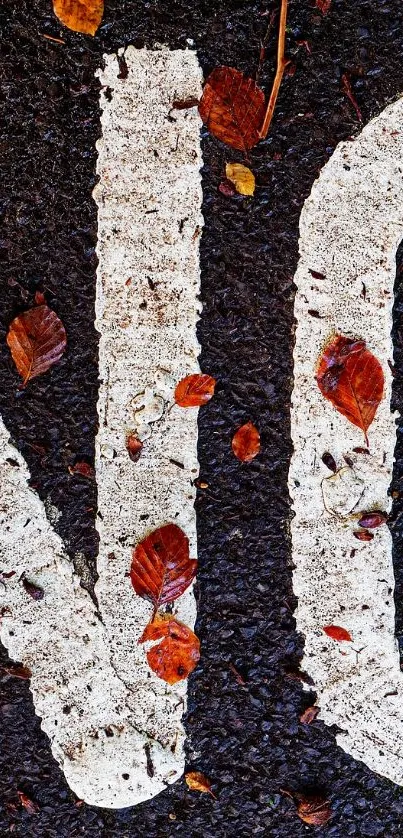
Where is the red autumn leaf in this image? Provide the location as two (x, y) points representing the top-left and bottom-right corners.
(232, 422), (260, 462)
(315, 0), (332, 14)
(185, 771), (217, 798)
(68, 461), (95, 479)
(296, 794), (332, 826)
(126, 432), (143, 463)
(174, 373), (216, 407)
(316, 335), (384, 445)
(139, 614), (200, 684)
(199, 66), (266, 152)
(53, 0), (104, 35)
(130, 523), (197, 608)
(358, 511), (388, 529)
(7, 305), (67, 386)
(353, 530), (374, 542)
(323, 625), (352, 642)
(17, 791), (40, 815)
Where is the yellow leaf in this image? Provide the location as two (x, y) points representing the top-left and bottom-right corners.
(225, 163), (255, 196)
(185, 771), (217, 798)
(53, 0), (104, 36)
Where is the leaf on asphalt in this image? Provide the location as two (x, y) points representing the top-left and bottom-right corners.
(7, 305), (67, 386)
(130, 523), (197, 608)
(53, 0), (104, 35)
(17, 791), (40, 815)
(316, 335), (384, 445)
(68, 461), (95, 479)
(323, 624), (352, 642)
(199, 66), (266, 151)
(126, 432), (143, 463)
(2, 663), (32, 680)
(185, 771), (217, 798)
(296, 794), (332, 826)
(139, 614), (200, 684)
(225, 163), (255, 196)
(174, 373), (216, 407)
(299, 705), (319, 725)
(232, 422), (260, 462)
(315, 0), (332, 14)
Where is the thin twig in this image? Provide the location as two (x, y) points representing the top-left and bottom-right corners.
(255, 11), (276, 86)
(259, 0), (289, 140)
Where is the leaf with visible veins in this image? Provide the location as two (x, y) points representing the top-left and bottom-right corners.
(232, 422), (260, 462)
(185, 771), (217, 798)
(175, 373), (216, 407)
(130, 524), (197, 608)
(7, 305), (67, 386)
(139, 614), (200, 684)
(53, 0), (104, 35)
(316, 335), (384, 445)
(199, 66), (266, 151)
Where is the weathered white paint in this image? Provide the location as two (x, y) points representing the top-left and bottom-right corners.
(290, 97), (403, 784)
(0, 47), (203, 808)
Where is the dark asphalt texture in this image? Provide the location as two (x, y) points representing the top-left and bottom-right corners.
(1, 0), (403, 835)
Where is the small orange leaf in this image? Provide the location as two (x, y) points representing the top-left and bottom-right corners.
(53, 0), (104, 35)
(323, 625), (352, 642)
(130, 524), (197, 608)
(185, 771), (216, 798)
(316, 335), (384, 445)
(232, 422), (260, 462)
(299, 705), (319, 725)
(199, 66), (266, 152)
(126, 432), (143, 463)
(297, 795), (332, 826)
(7, 305), (67, 385)
(139, 614), (200, 684)
(174, 373), (216, 407)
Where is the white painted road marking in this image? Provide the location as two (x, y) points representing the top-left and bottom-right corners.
(0, 47), (203, 808)
(290, 97), (403, 784)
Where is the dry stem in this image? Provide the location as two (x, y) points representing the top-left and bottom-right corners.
(259, 0), (289, 140)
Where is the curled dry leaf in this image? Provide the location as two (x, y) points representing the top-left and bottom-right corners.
(232, 422), (260, 462)
(130, 523), (197, 608)
(316, 335), (384, 446)
(225, 163), (255, 196)
(175, 373), (216, 407)
(53, 0), (104, 35)
(7, 305), (67, 386)
(323, 625), (352, 642)
(296, 794), (332, 826)
(185, 771), (217, 798)
(139, 614), (200, 684)
(358, 511), (388, 529)
(126, 432), (143, 463)
(299, 705), (319, 725)
(199, 66), (266, 151)
(354, 529), (374, 542)
(17, 791), (40, 815)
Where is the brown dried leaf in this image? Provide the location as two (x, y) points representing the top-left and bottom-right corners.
(199, 66), (266, 151)
(358, 511), (388, 529)
(175, 373), (216, 407)
(315, 0), (332, 14)
(130, 523), (197, 608)
(2, 663), (32, 680)
(353, 529), (374, 542)
(139, 614), (200, 684)
(53, 0), (104, 35)
(316, 335), (384, 445)
(185, 771), (217, 798)
(7, 305), (67, 386)
(17, 791), (40, 815)
(225, 163), (255, 196)
(297, 794), (332, 826)
(299, 705), (319, 725)
(232, 422), (260, 462)
(126, 432), (143, 463)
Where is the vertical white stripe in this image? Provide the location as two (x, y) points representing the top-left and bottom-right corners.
(290, 98), (403, 784)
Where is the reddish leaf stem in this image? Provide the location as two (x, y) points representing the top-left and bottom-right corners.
(259, 0), (289, 140)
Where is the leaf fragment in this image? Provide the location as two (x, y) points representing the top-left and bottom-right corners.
(7, 305), (67, 385)
(232, 422), (260, 462)
(199, 66), (266, 151)
(296, 794), (332, 826)
(225, 163), (255, 196)
(175, 373), (216, 407)
(299, 705), (319, 725)
(185, 771), (217, 798)
(52, 0), (104, 35)
(321, 452), (337, 472)
(358, 511), (388, 529)
(130, 523), (197, 608)
(353, 529), (374, 542)
(126, 432), (143, 463)
(139, 614), (200, 684)
(315, 0), (332, 14)
(22, 576), (44, 601)
(68, 461), (95, 479)
(2, 663), (32, 680)
(316, 334), (384, 445)
(323, 624), (352, 642)
(17, 791), (40, 815)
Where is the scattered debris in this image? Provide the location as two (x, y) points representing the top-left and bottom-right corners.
(341, 73), (363, 122)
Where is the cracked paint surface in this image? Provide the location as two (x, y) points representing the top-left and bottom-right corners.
(0, 47), (203, 808)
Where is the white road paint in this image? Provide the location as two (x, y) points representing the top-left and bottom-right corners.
(0, 47), (203, 807)
(290, 97), (403, 784)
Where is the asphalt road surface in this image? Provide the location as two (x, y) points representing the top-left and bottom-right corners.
(1, 0), (403, 835)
